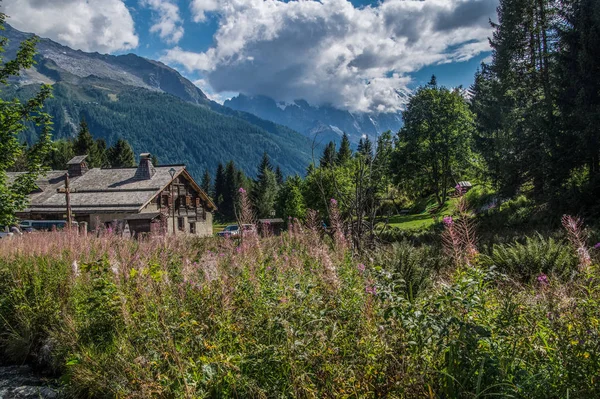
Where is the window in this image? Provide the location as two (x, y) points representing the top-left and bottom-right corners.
(189, 222), (196, 234)
(178, 217), (185, 231)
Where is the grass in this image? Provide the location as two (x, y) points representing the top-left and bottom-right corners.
(380, 198), (458, 231)
(1, 211), (599, 398)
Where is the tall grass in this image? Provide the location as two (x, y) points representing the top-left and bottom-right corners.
(0, 216), (599, 397)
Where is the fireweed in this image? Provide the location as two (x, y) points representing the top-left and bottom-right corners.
(0, 216), (599, 397)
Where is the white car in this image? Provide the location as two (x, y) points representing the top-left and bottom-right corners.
(0, 231), (14, 239)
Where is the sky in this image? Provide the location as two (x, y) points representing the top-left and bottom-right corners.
(2, 0), (498, 113)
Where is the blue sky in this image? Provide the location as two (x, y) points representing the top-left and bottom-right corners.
(3, 0), (497, 112)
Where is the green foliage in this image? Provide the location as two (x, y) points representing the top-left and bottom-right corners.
(394, 78), (476, 206)
(336, 132), (352, 165)
(320, 141), (337, 168)
(483, 234), (579, 281)
(0, 13), (53, 226)
(1, 230), (599, 398)
(276, 175), (306, 219)
(107, 138), (136, 168)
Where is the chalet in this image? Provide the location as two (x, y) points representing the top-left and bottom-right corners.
(7, 153), (216, 237)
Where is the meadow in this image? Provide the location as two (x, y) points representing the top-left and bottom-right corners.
(1, 201), (599, 398)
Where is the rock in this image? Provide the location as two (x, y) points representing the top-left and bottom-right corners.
(0, 366), (59, 399)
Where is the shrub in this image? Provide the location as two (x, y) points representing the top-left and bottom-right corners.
(483, 234), (579, 281)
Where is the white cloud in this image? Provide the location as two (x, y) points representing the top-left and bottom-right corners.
(193, 78), (236, 104)
(190, 0), (220, 22)
(1, 0), (139, 53)
(163, 0), (497, 113)
(140, 0), (184, 44)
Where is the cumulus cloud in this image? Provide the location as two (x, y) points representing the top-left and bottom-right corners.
(1, 0), (138, 53)
(141, 0), (184, 44)
(163, 0), (497, 113)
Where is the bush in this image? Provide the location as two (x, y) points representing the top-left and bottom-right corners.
(482, 233), (579, 281)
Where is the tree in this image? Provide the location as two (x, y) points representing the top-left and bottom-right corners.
(320, 141), (337, 168)
(108, 139), (136, 168)
(336, 132), (352, 165)
(252, 153), (278, 218)
(222, 160), (241, 220)
(96, 138), (110, 168)
(357, 136), (373, 161)
(0, 12), (53, 225)
(151, 154), (159, 166)
(73, 118), (103, 167)
(45, 139), (74, 170)
(201, 169), (212, 196)
(275, 165), (284, 186)
(374, 130), (394, 186)
(393, 78), (475, 206)
(213, 163), (226, 213)
(276, 175), (306, 219)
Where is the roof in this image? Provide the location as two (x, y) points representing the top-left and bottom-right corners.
(6, 165), (216, 214)
(457, 181), (472, 187)
(125, 212), (161, 220)
(67, 155), (88, 165)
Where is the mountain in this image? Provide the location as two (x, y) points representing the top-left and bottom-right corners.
(2, 24), (317, 177)
(224, 94), (405, 145)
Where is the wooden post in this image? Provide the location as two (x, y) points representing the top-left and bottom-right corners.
(171, 182), (176, 235)
(65, 173), (72, 229)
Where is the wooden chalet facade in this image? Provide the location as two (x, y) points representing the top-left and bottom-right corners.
(7, 154), (216, 237)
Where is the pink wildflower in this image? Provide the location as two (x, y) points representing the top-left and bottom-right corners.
(330, 198), (338, 205)
(365, 285), (376, 295)
(594, 242), (600, 249)
(443, 216), (453, 227)
(537, 273), (549, 285)
(238, 187), (246, 194)
(357, 263), (366, 273)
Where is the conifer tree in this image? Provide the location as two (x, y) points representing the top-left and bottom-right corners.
(252, 153), (278, 218)
(336, 132), (352, 165)
(108, 139), (136, 168)
(201, 169), (212, 196)
(73, 118), (99, 166)
(214, 163), (226, 213)
(320, 141), (337, 168)
(275, 165), (284, 186)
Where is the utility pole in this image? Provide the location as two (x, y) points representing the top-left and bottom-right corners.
(65, 172), (72, 229)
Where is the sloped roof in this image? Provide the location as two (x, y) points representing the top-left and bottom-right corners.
(6, 165), (216, 214)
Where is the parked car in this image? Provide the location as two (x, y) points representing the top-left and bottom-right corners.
(216, 224), (256, 237)
(217, 225), (240, 237)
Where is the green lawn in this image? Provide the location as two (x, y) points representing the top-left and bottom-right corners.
(383, 213), (436, 230)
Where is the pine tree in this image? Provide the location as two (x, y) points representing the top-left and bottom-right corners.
(222, 160), (240, 221)
(320, 141), (337, 168)
(95, 138), (110, 168)
(107, 139), (135, 168)
(214, 163), (226, 213)
(336, 132), (352, 165)
(359, 136), (373, 161)
(151, 154), (159, 166)
(201, 169), (212, 196)
(257, 151), (273, 181)
(73, 118), (98, 166)
(275, 165), (284, 186)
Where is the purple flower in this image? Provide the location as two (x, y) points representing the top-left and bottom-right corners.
(365, 285), (376, 295)
(594, 242), (600, 250)
(537, 273), (549, 285)
(330, 198), (338, 205)
(238, 187), (246, 194)
(443, 216), (453, 227)
(357, 263), (366, 273)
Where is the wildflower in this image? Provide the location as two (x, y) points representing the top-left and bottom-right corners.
(594, 242), (600, 249)
(537, 273), (549, 285)
(442, 216), (453, 227)
(330, 198), (338, 205)
(365, 285), (376, 295)
(238, 187), (246, 194)
(71, 260), (80, 277)
(357, 263), (366, 273)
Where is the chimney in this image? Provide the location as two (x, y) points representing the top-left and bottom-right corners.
(134, 153), (156, 180)
(67, 155), (89, 177)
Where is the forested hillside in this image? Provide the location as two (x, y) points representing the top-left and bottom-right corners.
(5, 80), (315, 178)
